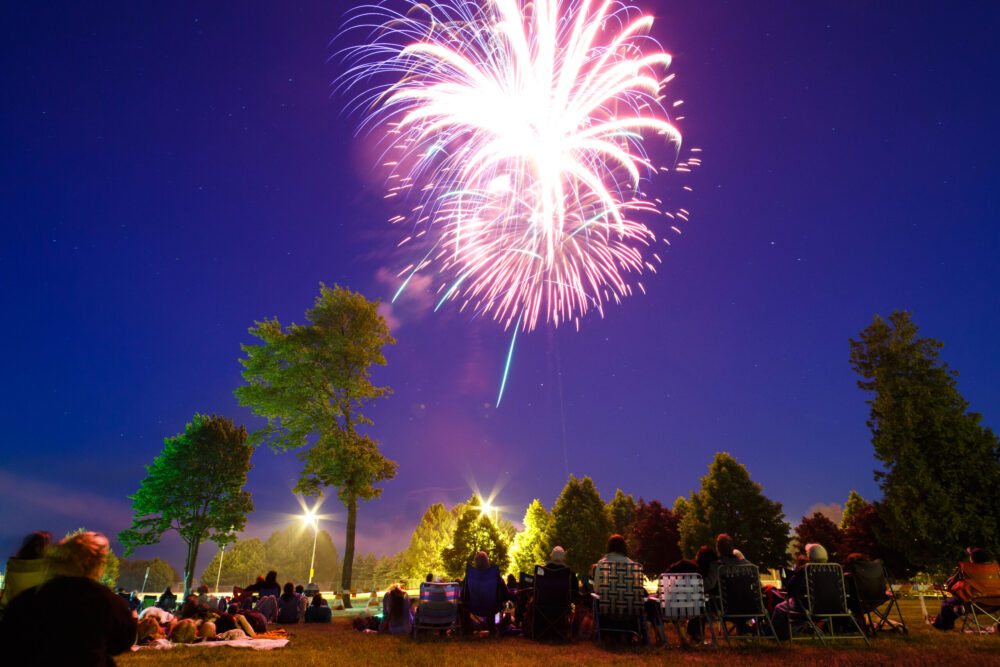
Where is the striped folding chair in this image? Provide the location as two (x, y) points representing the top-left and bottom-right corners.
(412, 581), (460, 637)
(658, 572), (717, 647)
(590, 560), (649, 644)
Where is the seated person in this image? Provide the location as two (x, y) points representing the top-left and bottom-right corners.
(0, 531), (50, 611)
(156, 586), (177, 612)
(772, 543), (827, 639)
(379, 584), (413, 634)
(933, 547), (999, 630)
(0, 531), (137, 664)
(665, 545), (717, 643)
(276, 582), (301, 623)
(460, 551), (510, 634)
(704, 533), (751, 596)
(305, 593), (332, 623)
(594, 535), (661, 641)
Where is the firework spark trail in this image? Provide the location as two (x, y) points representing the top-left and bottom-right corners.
(340, 0), (686, 335)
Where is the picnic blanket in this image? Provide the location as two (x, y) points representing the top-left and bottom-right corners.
(132, 629), (289, 651)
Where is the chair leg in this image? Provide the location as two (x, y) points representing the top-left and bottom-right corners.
(849, 612), (872, 647)
(704, 611), (718, 647)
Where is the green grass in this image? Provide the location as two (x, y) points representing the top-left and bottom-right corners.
(118, 600), (1000, 666)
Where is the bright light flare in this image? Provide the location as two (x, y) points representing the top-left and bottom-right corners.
(339, 0), (688, 333)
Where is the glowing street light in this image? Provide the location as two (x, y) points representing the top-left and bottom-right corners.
(473, 502), (500, 524)
(301, 507), (320, 584)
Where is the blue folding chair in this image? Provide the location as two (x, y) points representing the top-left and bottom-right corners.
(412, 581), (460, 637)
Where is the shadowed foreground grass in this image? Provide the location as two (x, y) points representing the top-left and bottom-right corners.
(119, 599), (1000, 666)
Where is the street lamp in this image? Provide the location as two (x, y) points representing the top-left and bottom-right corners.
(474, 502), (500, 524)
(301, 508), (319, 584)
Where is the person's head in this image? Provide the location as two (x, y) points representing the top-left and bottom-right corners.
(197, 584), (209, 595)
(283, 582), (294, 597)
(311, 593), (324, 607)
(474, 551), (490, 569)
(170, 619), (198, 643)
(388, 584), (406, 618)
(15, 531), (50, 559)
(45, 531), (109, 580)
(295, 585), (304, 595)
(136, 617), (164, 643)
(968, 547), (992, 564)
(227, 604), (239, 614)
(162, 587), (173, 596)
(550, 546), (567, 564)
(843, 553), (868, 571)
(352, 615), (369, 632)
(695, 545), (717, 573)
(716, 534), (736, 558)
(606, 534), (628, 557)
(264, 570), (278, 584)
(199, 621), (217, 639)
(426, 572), (434, 582)
(805, 543), (828, 563)
(506, 574), (516, 587)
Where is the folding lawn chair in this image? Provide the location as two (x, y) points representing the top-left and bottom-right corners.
(412, 581), (460, 637)
(530, 564), (574, 640)
(590, 560), (649, 644)
(845, 559), (906, 635)
(794, 563), (870, 646)
(657, 572), (717, 647)
(716, 563), (780, 646)
(950, 561), (1000, 634)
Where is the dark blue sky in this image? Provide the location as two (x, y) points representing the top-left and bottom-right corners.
(3, 1), (998, 573)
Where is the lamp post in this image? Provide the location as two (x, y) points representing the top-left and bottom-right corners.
(214, 545), (225, 592)
(302, 509), (319, 583)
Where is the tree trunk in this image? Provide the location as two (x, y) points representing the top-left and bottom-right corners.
(183, 539), (201, 597)
(340, 493), (358, 609)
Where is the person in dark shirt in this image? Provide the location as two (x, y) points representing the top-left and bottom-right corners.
(0, 531), (136, 666)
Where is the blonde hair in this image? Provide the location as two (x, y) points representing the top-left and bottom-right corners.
(46, 531), (109, 580)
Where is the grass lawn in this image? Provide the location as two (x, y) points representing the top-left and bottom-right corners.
(118, 599), (1000, 666)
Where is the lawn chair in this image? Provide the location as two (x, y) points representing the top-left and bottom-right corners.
(657, 572), (717, 647)
(590, 559), (649, 644)
(530, 564), (574, 640)
(845, 559), (906, 635)
(412, 581), (460, 637)
(141, 595), (157, 610)
(949, 561), (1000, 634)
(794, 563), (870, 646)
(716, 564), (780, 645)
(461, 564), (507, 634)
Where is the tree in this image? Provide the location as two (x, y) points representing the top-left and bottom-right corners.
(678, 452), (790, 568)
(629, 499), (681, 577)
(118, 414), (254, 595)
(607, 489), (637, 537)
(262, 525), (340, 587)
(840, 503), (915, 579)
(236, 284), (396, 606)
(548, 476), (611, 576)
(794, 512), (844, 561)
(200, 538), (267, 589)
(850, 311), (1000, 570)
(840, 491), (867, 531)
(118, 557), (180, 593)
(441, 496), (510, 578)
(351, 552), (379, 590)
(373, 553), (404, 590)
(399, 503), (460, 581)
(510, 499), (552, 575)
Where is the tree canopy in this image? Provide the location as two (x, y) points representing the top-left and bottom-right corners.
(235, 283), (396, 598)
(510, 499), (552, 575)
(628, 499), (681, 577)
(200, 538), (267, 590)
(840, 490), (867, 531)
(441, 496), (509, 578)
(607, 489), (637, 538)
(850, 310), (1000, 570)
(118, 557), (180, 593)
(548, 475), (611, 576)
(400, 503), (460, 581)
(678, 452), (790, 568)
(794, 512), (843, 561)
(117, 414), (254, 595)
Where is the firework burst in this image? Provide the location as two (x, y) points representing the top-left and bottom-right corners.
(341, 0), (692, 334)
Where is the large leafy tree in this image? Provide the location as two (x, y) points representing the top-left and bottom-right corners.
(840, 490), (867, 531)
(549, 475), (611, 576)
(850, 311), (1000, 570)
(840, 502), (915, 578)
(629, 499), (681, 577)
(607, 489), (637, 537)
(794, 512), (844, 561)
(678, 452), (790, 568)
(235, 283), (397, 604)
(441, 496), (510, 578)
(118, 414), (254, 595)
(510, 499), (552, 575)
(200, 538), (267, 589)
(118, 557), (180, 593)
(400, 503), (460, 581)
(262, 525), (340, 586)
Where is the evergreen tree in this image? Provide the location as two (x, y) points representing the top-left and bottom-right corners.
(840, 491), (867, 531)
(236, 284), (397, 604)
(399, 503), (461, 581)
(510, 499), (551, 575)
(549, 476), (611, 576)
(118, 414), (254, 595)
(441, 496), (509, 578)
(200, 538), (266, 589)
(850, 311), (1000, 570)
(794, 512), (844, 561)
(373, 553), (404, 590)
(607, 489), (637, 537)
(629, 499), (681, 577)
(678, 453), (790, 568)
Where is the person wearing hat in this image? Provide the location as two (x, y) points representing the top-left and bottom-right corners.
(771, 542), (828, 639)
(546, 546), (581, 596)
(932, 547), (997, 630)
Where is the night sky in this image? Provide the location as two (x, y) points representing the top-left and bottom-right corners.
(3, 1), (998, 574)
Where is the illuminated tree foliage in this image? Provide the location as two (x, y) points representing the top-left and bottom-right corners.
(442, 496), (510, 578)
(236, 283), (397, 604)
(118, 414), (254, 595)
(262, 525), (340, 587)
(678, 452), (790, 569)
(840, 490), (867, 531)
(200, 538), (266, 590)
(850, 311), (1000, 570)
(607, 489), (637, 537)
(548, 475), (611, 576)
(629, 499), (681, 577)
(510, 499), (552, 575)
(399, 503), (460, 581)
(118, 557), (180, 593)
